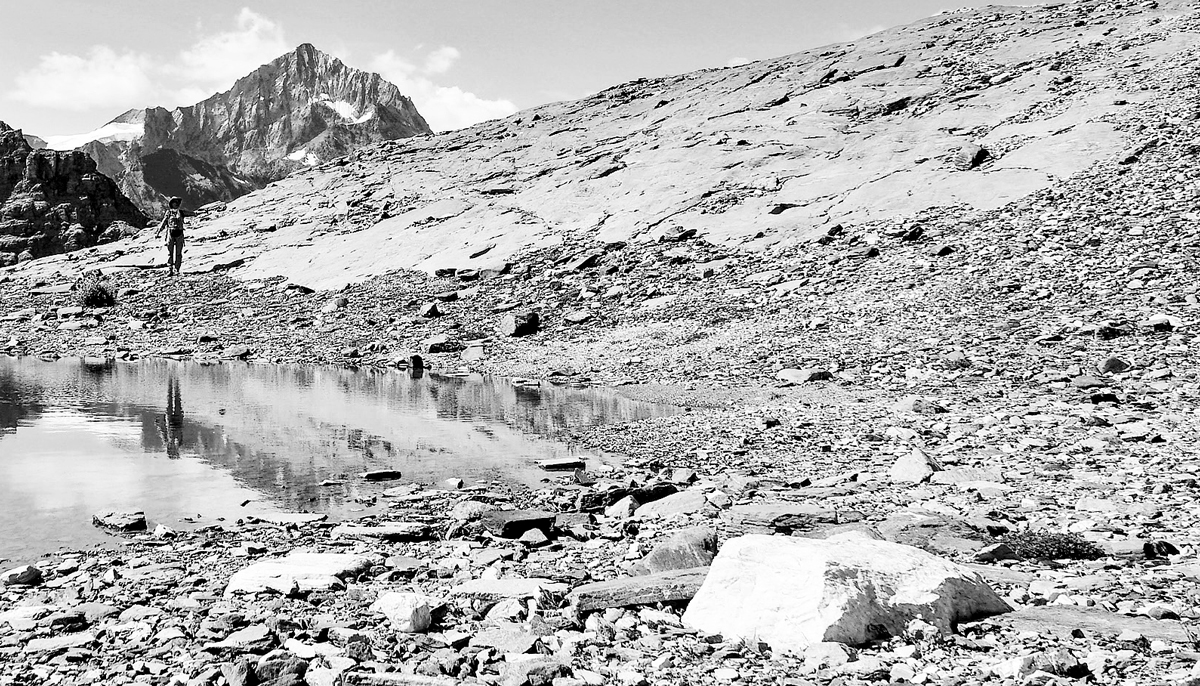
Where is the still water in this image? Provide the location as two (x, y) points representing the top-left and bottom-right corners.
(0, 357), (675, 563)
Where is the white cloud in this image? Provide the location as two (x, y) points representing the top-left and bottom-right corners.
(169, 8), (289, 101)
(8, 10), (516, 136)
(10, 46), (154, 110)
(423, 46), (461, 75)
(725, 56), (752, 68)
(370, 48), (517, 132)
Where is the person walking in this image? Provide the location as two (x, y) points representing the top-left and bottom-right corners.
(156, 197), (185, 275)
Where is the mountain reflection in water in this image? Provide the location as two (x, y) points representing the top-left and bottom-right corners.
(0, 357), (675, 561)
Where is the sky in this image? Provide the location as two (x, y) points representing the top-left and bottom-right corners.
(0, 1), (1003, 136)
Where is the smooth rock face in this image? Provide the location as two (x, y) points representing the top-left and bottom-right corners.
(683, 534), (1011, 653)
(225, 552), (375, 595)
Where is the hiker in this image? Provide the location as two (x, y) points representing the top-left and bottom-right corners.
(156, 196), (185, 275)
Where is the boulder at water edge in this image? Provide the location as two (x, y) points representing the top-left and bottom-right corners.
(682, 534), (1011, 654)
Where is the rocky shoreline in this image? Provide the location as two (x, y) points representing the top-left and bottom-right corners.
(1, 350), (1199, 686)
(4, 0), (1200, 681)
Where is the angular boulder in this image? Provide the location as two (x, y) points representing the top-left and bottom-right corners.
(480, 509), (556, 538)
(92, 511), (147, 532)
(888, 447), (942, 484)
(370, 592), (439, 632)
(1, 565), (42, 586)
(635, 490), (712, 518)
(499, 311), (540, 337)
(682, 534), (1010, 654)
(630, 527), (717, 575)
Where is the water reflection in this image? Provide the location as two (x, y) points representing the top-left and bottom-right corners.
(0, 357), (676, 561)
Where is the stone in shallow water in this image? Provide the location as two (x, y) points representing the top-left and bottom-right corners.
(252, 512), (328, 526)
(684, 535), (1010, 653)
(361, 469), (404, 481)
(92, 511), (146, 531)
(225, 552), (375, 596)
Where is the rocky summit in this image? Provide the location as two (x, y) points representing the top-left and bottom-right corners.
(58, 43), (431, 215)
(0, 121), (145, 266)
(4, 1), (1200, 685)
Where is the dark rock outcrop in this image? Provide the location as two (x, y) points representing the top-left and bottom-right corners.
(74, 43), (431, 215)
(0, 122), (146, 265)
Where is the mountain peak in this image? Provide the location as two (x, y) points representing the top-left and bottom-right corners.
(64, 44), (431, 215)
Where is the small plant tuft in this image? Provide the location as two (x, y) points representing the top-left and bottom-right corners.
(999, 530), (1106, 561)
(76, 274), (116, 308)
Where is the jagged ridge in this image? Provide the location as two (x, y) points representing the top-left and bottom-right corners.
(76, 44), (432, 215)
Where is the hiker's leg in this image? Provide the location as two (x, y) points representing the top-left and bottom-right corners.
(171, 238), (183, 273)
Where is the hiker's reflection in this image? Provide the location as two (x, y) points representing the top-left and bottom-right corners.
(158, 376), (184, 459)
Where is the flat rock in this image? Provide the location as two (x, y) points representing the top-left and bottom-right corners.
(776, 368), (832, 383)
(877, 508), (990, 556)
(987, 605), (1189, 643)
(568, 567), (710, 612)
(536, 457), (584, 471)
(24, 632), (97, 654)
(930, 468), (1004, 485)
(225, 552), (375, 595)
(253, 512), (328, 525)
(630, 527), (718, 575)
(361, 470), (404, 481)
(719, 502), (841, 539)
(203, 624), (274, 653)
(683, 534), (1010, 654)
(450, 577), (568, 602)
(332, 522), (432, 541)
(469, 623), (539, 653)
(635, 489), (711, 518)
(342, 674), (459, 686)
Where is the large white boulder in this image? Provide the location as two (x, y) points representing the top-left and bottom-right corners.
(225, 552), (375, 595)
(682, 534), (1010, 654)
(370, 592), (440, 632)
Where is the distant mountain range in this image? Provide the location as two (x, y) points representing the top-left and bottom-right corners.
(41, 44), (432, 216)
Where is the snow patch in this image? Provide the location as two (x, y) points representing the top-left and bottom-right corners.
(287, 149), (321, 166)
(44, 122), (144, 150)
(318, 99), (374, 125)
